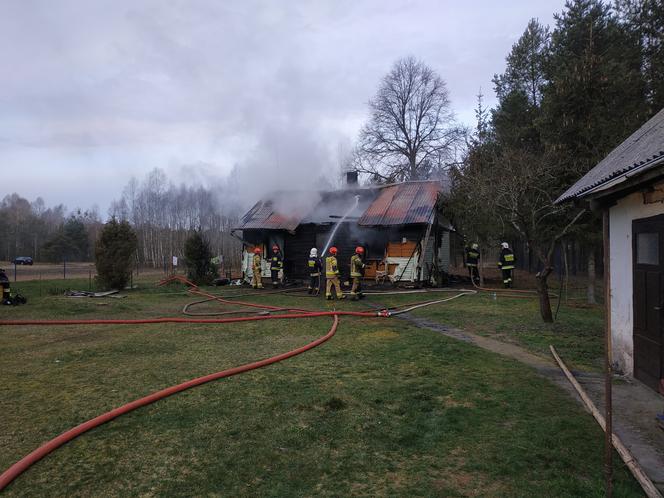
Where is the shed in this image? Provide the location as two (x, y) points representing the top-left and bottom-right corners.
(557, 107), (664, 394)
(233, 180), (452, 286)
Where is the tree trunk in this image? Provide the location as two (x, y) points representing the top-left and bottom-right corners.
(536, 267), (554, 323)
(587, 249), (596, 305)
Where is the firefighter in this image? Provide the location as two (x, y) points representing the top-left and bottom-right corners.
(498, 242), (516, 288)
(350, 246), (366, 300)
(0, 268), (10, 304)
(465, 243), (480, 285)
(251, 247), (263, 289)
(270, 244), (283, 288)
(307, 248), (322, 295)
(325, 246), (345, 300)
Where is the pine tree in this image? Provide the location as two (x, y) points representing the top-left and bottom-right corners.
(42, 216), (90, 262)
(95, 218), (138, 290)
(541, 0), (647, 186)
(616, 0), (664, 115)
(491, 19), (549, 152)
(183, 231), (218, 285)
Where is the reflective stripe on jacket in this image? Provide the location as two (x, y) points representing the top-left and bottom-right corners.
(350, 254), (365, 277)
(270, 255), (283, 271)
(308, 257), (322, 276)
(465, 248), (480, 267)
(498, 249), (515, 270)
(325, 256), (339, 277)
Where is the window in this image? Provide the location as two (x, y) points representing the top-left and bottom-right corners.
(636, 232), (659, 265)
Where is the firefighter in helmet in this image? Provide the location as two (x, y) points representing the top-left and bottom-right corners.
(0, 268), (10, 304)
(270, 244), (283, 288)
(350, 246), (366, 300)
(465, 243), (480, 285)
(307, 248), (322, 295)
(251, 247), (263, 289)
(325, 247), (344, 300)
(498, 242), (516, 288)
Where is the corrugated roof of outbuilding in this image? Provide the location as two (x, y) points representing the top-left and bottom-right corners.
(557, 108), (664, 203)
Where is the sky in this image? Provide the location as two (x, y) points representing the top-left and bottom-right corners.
(0, 0), (565, 216)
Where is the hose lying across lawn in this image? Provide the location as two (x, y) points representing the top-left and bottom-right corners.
(0, 280), (473, 492)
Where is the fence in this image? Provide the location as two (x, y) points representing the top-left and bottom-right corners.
(1, 260), (243, 285)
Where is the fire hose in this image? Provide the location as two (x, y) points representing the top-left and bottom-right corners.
(0, 285), (471, 492)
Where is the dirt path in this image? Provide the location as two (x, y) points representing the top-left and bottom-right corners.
(397, 313), (664, 493)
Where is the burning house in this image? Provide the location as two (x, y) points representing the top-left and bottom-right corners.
(232, 176), (452, 285)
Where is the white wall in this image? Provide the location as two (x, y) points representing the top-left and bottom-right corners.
(609, 190), (664, 375)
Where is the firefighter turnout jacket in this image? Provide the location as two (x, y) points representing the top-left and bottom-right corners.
(325, 256), (339, 277)
(308, 256), (322, 276)
(498, 248), (516, 270)
(465, 247), (480, 267)
(270, 254), (283, 271)
(252, 254), (262, 270)
(350, 254), (365, 277)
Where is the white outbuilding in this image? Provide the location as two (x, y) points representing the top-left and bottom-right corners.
(558, 108), (664, 394)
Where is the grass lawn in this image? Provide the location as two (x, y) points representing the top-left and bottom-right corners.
(0, 279), (641, 496)
(371, 290), (606, 372)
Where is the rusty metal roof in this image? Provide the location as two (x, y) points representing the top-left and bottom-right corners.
(236, 181), (442, 231)
(236, 194), (307, 231)
(358, 181), (441, 226)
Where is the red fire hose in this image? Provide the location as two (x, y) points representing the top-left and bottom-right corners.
(0, 289), (384, 493)
(0, 280), (462, 492)
(0, 313), (354, 491)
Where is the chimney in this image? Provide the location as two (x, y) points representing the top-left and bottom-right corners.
(345, 171), (358, 187)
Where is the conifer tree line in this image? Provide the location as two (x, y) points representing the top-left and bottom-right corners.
(450, 0), (664, 320)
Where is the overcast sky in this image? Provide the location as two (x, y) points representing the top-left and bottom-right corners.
(1, 0), (564, 216)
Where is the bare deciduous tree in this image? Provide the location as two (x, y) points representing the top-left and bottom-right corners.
(455, 148), (586, 322)
(109, 169), (242, 271)
(357, 56), (463, 182)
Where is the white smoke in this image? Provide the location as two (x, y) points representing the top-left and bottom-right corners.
(219, 120), (344, 215)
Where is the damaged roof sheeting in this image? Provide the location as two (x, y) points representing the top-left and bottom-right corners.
(237, 195), (306, 231)
(236, 181), (443, 231)
(556, 107), (664, 203)
(358, 181), (441, 226)
(300, 189), (377, 224)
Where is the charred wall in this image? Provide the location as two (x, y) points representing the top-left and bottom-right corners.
(242, 221), (439, 282)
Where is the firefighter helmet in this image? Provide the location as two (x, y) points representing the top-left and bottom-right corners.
(310, 248), (318, 257)
(272, 245), (279, 252)
(501, 242), (509, 249)
(471, 243), (479, 250)
(329, 247), (338, 255)
(355, 246), (364, 254)
(253, 247), (262, 254)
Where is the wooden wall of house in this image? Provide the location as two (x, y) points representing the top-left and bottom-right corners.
(242, 222), (446, 282)
(283, 225), (317, 280)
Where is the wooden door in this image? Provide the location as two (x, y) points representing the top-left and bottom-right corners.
(632, 214), (664, 393)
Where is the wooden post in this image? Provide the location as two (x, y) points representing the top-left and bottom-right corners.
(603, 210), (613, 497)
(550, 346), (662, 498)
